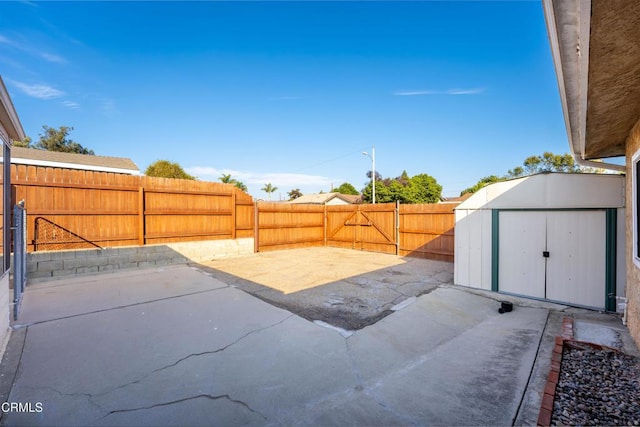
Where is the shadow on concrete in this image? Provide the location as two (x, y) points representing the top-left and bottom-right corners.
(195, 247), (454, 330)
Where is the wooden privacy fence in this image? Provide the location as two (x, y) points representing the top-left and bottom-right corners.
(9, 164), (254, 252)
(256, 202), (457, 262)
(6, 164), (456, 262)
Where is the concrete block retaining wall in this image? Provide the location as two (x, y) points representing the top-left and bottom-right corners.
(28, 238), (254, 280)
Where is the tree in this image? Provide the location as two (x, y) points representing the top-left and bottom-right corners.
(335, 182), (359, 195)
(508, 152), (579, 178)
(463, 152), (584, 196)
(361, 171), (442, 204)
(145, 160), (196, 180)
(461, 175), (503, 195)
(219, 174), (248, 192)
(25, 125), (95, 155)
(288, 188), (303, 200)
(261, 182), (278, 200)
(13, 136), (32, 148)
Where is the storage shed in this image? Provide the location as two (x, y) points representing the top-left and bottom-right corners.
(454, 173), (625, 311)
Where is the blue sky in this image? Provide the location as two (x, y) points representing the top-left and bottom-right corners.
(1, 0), (569, 199)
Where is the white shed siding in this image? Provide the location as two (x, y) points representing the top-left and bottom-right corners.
(454, 173), (626, 310)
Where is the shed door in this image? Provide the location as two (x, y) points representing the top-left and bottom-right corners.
(498, 210), (606, 309)
(498, 211), (546, 298)
(545, 211), (606, 308)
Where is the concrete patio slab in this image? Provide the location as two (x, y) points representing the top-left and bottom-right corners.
(199, 247), (454, 330)
(0, 249), (635, 426)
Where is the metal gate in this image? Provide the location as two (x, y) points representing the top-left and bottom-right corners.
(12, 202), (26, 320)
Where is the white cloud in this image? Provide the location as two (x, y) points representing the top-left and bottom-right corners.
(61, 100), (80, 109)
(0, 34), (67, 64)
(187, 166), (338, 189)
(393, 88), (485, 96)
(8, 79), (65, 99)
(393, 90), (437, 96)
(446, 88), (485, 95)
(41, 52), (67, 64)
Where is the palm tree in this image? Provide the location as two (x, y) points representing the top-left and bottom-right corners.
(288, 188), (303, 200)
(219, 174), (232, 184)
(261, 182), (278, 201)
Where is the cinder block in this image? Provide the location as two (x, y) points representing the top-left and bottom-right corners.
(116, 247), (138, 256)
(28, 270), (54, 279)
(76, 266), (99, 275)
(146, 252), (170, 262)
(52, 269), (77, 277)
(27, 262), (38, 273)
(137, 261), (157, 268)
(63, 258), (90, 270)
(28, 252), (51, 262)
(118, 262), (138, 270)
(37, 260), (64, 272)
(129, 253), (147, 263)
(98, 264), (120, 272)
(49, 251), (75, 260)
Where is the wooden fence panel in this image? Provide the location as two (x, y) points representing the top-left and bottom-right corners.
(399, 203), (457, 262)
(11, 165), (252, 252)
(256, 203), (324, 251)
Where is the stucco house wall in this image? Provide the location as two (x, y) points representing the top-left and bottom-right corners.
(626, 119), (640, 344)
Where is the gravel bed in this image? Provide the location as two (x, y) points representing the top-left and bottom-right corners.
(552, 342), (640, 426)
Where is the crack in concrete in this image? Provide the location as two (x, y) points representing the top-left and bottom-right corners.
(99, 393), (267, 422)
(12, 285), (231, 329)
(99, 314), (295, 397)
(343, 336), (419, 426)
(33, 385), (105, 413)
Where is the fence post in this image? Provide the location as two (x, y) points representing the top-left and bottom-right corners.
(323, 204), (327, 246)
(254, 201), (259, 253)
(138, 187), (145, 246)
(231, 192), (237, 240)
(12, 202), (26, 320)
(396, 200), (400, 256)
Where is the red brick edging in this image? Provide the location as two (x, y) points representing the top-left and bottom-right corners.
(537, 317), (574, 426)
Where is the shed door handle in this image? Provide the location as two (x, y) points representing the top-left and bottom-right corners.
(543, 251), (550, 258)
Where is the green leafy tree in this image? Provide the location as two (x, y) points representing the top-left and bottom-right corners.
(14, 136), (32, 148)
(219, 174), (247, 192)
(361, 171), (442, 204)
(31, 125), (94, 155)
(261, 182), (278, 201)
(335, 182), (359, 195)
(461, 175), (503, 195)
(288, 188), (303, 200)
(145, 160), (196, 180)
(464, 152), (584, 196)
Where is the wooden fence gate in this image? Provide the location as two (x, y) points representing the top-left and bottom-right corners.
(325, 204), (397, 255)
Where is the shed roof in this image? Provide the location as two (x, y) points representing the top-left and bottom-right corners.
(10, 146), (140, 175)
(456, 173), (625, 210)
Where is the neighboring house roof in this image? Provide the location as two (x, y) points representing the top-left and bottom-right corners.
(10, 146), (141, 175)
(543, 0), (640, 162)
(440, 193), (472, 204)
(287, 192), (362, 204)
(0, 76), (25, 142)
